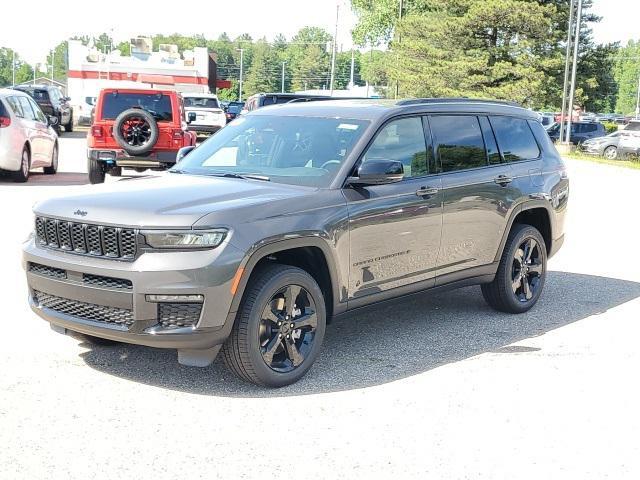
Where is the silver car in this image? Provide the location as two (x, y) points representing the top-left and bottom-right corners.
(0, 88), (58, 182)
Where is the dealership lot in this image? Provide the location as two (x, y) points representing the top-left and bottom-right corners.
(1, 134), (639, 479)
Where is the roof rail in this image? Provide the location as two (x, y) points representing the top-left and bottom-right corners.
(396, 97), (521, 107)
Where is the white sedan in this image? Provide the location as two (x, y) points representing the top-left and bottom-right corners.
(0, 88), (58, 182)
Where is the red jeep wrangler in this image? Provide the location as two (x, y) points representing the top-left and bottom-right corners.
(87, 88), (197, 183)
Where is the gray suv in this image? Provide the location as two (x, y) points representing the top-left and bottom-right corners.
(23, 98), (569, 387)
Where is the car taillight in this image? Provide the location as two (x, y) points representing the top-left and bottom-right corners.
(91, 125), (103, 137)
(0, 116), (10, 128)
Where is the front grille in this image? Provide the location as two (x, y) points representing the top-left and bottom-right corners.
(83, 273), (133, 290)
(158, 303), (202, 329)
(34, 216), (137, 260)
(34, 290), (134, 327)
(28, 262), (66, 279)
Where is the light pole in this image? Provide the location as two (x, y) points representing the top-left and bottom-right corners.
(565, 0), (583, 144)
(281, 61), (286, 93)
(559, 0), (576, 145)
(12, 50), (16, 86)
(51, 49), (55, 83)
(635, 75), (640, 120)
(238, 48), (244, 101)
(395, 0), (404, 99)
(329, 3), (339, 95)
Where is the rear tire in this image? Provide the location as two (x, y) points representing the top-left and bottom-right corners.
(12, 147), (30, 183)
(481, 224), (547, 314)
(88, 157), (105, 184)
(222, 264), (326, 387)
(43, 144), (58, 175)
(64, 113), (74, 132)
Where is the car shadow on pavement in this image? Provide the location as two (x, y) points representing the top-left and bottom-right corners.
(0, 172), (90, 186)
(78, 271), (640, 397)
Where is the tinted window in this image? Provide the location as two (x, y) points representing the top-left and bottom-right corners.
(101, 93), (173, 121)
(478, 116), (501, 165)
(490, 116), (540, 161)
(4, 97), (24, 118)
(581, 123), (597, 133)
(362, 117), (428, 178)
(17, 97), (36, 120)
(175, 115), (369, 188)
(430, 115), (487, 172)
(28, 98), (47, 123)
(184, 97), (220, 109)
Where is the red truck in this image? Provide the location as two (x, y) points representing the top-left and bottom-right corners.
(87, 88), (197, 183)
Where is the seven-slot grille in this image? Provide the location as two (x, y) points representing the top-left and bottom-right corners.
(34, 217), (137, 260)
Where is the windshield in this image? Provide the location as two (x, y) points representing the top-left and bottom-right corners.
(174, 115), (369, 187)
(101, 92), (173, 121)
(184, 97), (220, 109)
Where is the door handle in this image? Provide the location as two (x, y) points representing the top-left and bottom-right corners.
(416, 186), (439, 197)
(494, 175), (513, 186)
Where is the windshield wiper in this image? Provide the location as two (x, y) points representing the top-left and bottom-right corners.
(207, 172), (271, 182)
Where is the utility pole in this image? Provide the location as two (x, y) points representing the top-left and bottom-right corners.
(559, 0), (576, 145)
(636, 75), (640, 120)
(281, 61), (286, 93)
(566, 0), (583, 144)
(33, 64), (36, 85)
(349, 49), (355, 89)
(12, 50), (16, 86)
(51, 49), (55, 83)
(395, 0), (404, 99)
(238, 48), (244, 101)
(329, 3), (339, 95)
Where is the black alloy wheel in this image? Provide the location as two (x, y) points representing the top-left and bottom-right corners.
(120, 115), (152, 147)
(511, 237), (544, 303)
(259, 284), (318, 372)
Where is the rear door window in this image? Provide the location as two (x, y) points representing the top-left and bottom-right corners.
(28, 98), (47, 123)
(4, 97), (24, 118)
(489, 116), (540, 162)
(17, 97), (36, 120)
(101, 93), (173, 122)
(430, 115), (487, 173)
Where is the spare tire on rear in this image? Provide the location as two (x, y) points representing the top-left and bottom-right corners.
(113, 108), (159, 156)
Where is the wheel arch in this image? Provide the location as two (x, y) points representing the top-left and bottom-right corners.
(229, 237), (342, 322)
(495, 202), (553, 262)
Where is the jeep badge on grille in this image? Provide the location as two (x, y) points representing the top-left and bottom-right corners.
(73, 210), (88, 217)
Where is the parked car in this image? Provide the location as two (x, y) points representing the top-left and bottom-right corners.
(617, 120), (640, 158)
(87, 88), (197, 183)
(13, 84), (73, 134)
(536, 112), (555, 128)
(24, 98), (568, 387)
(242, 92), (366, 114)
(182, 93), (226, 135)
(580, 131), (621, 159)
(0, 88), (58, 182)
(547, 121), (606, 145)
(77, 96), (97, 125)
(224, 101), (244, 122)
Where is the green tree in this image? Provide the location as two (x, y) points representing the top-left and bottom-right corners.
(244, 40), (281, 95)
(0, 47), (34, 86)
(614, 40), (640, 115)
(45, 41), (68, 84)
(287, 27), (331, 91)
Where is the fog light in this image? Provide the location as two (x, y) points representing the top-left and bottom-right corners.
(146, 294), (204, 303)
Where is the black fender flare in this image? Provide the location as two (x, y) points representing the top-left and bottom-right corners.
(228, 236), (344, 316)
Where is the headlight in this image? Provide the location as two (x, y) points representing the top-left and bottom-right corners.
(143, 229), (227, 249)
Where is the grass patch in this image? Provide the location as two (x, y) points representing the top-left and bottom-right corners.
(564, 152), (640, 170)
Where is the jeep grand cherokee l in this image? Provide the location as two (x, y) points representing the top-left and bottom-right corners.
(23, 98), (568, 387)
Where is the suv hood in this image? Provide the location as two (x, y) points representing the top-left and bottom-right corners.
(33, 174), (316, 228)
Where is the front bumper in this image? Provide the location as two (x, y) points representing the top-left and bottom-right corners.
(580, 144), (604, 155)
(23, 238), (244, 350)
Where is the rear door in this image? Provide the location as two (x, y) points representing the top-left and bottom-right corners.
(15, 96), (45, 164)
(27, 97), (55, 165)
(431, 114), (513, 282)
(345, 116), (443, 302)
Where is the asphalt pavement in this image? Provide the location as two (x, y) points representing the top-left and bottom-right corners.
(0, 132), (639, 479)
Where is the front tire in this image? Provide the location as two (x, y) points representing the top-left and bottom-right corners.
(222, 264), (326, 387)
(88, 157), (105, 184)
(43, 143), (58, 174)
(603, 145), (618, 160)
(12, 147), (30, 183)
(481, 224), (547, 313)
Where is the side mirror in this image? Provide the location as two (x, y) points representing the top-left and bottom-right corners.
(176, 145), (196, 163)
(347, 160), (404, 186)
(47, 115), (59, 127)
(187, 112), (196, 124)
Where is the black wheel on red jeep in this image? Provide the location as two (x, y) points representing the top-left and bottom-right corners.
(113, 108), (159, 156)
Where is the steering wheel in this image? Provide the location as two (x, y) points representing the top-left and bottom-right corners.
(320, 160), (342, 171)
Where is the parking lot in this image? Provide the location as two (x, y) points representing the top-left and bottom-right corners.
(1, 132), (639, 479)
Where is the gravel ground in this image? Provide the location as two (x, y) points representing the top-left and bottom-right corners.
(0, 133), (639, 479)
